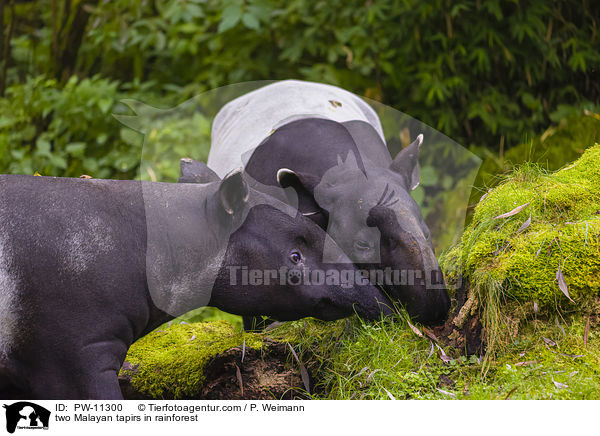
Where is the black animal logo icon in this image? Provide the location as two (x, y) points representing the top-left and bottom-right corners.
(3, 402), (50, 433)
(287, 269), (303, 285)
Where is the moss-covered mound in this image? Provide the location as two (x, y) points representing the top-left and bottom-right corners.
(442, 144), (600, 352)
(120, 321), (262, 398)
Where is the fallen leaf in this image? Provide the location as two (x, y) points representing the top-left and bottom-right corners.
(437, 388), (456, 398)
(552, 377), (568, 389)
(406, 319), (423, 337)
(535, 246), (543, 258)
(493, 202), (530, 219)
(265, 321), (284, 331)
(422, 327), (440, 343)
(556, 265), (574, 303)
(478, 189), (492, 204)
(366, 369), (382, 383)
(560, 353), (584, 359)
(382, 388), (396, 400)
(515, 360), (537, 367)
(288, 343), (300, 362)
(542, 336), (557, 347)
(427, 341), (435, 358)
(517, 213), (532, 233)
(299, 364), (310, 394)
(235, 364), (243, 395)
(288, 343), (310, 394)
(435, 343), (452, 363)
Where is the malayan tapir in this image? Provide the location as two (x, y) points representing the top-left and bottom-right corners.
(205, 80), (450, 326)
(0, 170), (392, 399)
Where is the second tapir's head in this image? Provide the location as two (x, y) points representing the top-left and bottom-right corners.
(276, 135), (450, 324)
(174, 162), (393, 322)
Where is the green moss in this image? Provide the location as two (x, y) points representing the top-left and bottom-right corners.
(448, 145), (600, 307)
(441, 144), (600, 356)
(453, 313), (600, 399)
(122, 315), (600, 400)
(280, 314), (600, 400)
(121, 321), (262, 398)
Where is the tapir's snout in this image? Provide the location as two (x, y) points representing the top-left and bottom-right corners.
(310, 241), (395, 321)
(384, 238), (450, 325)
(366, 204), (450, 325)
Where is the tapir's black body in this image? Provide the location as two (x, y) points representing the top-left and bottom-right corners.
(0, 176), (166, 399)
(0, 174), (391, 399)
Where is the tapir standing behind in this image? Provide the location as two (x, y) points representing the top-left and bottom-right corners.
(206, 80), (450, 325)
(0, 171), (391, 399)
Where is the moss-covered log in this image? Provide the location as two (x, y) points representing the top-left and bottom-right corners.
(118, 321), (309, 400)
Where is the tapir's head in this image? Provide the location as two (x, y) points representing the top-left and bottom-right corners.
(178, 162), (393, 322)
(276, 135), (450, 324)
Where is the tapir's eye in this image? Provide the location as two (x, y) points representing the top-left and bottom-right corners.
(289, 251), (302, 264)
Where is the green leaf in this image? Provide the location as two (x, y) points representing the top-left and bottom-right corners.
(218, 5), (242, 33)
(49, 155), (68, 169)
(420, 165), (438, 186)
(35, 139), (52, 158)
(241, 12), (260, 30)
(65, 142), (87, 156)
(98, 98), (113, 114)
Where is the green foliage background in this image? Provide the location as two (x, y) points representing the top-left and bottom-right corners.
(2, 0), (599, 179)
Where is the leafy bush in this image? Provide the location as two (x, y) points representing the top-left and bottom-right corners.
(0, 75), (137, 178)
(75, 0), (600, 151)
(3, 0), (599, 181)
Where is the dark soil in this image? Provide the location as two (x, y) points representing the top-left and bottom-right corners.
(432, 278), (485, 357)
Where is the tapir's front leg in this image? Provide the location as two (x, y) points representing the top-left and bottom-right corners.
(22, 337), (129, 400)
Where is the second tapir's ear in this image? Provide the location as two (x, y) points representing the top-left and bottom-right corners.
(219, 169), (249, 216)
(390, 134), (423, 191)
(276, 169), (321, 195)
(178, 158), (220, 184)
(276, 169), (323, 216)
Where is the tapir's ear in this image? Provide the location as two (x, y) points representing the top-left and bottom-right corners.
(276, 168), (322, 215)
(178, 158), (219, 184)
(219, 169), (249, 216)
(390, 133), (423, 191)
(343, 150), (359, 170)
(276, 169), (321, 195)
